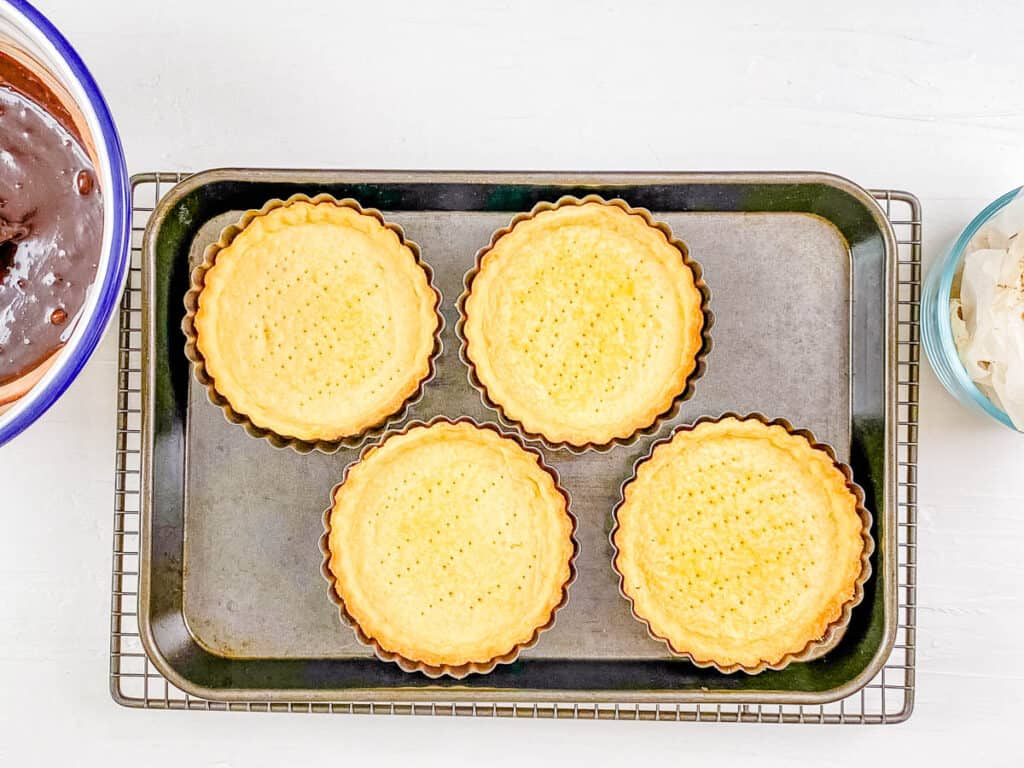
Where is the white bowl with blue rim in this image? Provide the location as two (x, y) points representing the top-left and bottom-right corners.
(0, 0), (130, 447)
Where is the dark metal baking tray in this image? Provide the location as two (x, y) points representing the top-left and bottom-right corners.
(139, 170), (896, 704)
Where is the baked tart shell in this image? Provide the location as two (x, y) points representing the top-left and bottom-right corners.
(457, 195), (713, 453)
(610, 412), (874, 675)
(319, 417), (578, 678)
(183, 193), (443, 453)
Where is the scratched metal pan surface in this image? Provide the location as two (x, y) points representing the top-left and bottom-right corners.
(138, 170), (897, 704)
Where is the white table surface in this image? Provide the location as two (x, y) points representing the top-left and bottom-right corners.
(3, 0), (1024, 764)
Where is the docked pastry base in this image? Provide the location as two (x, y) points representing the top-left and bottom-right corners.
(182, 193), (443, 454)
(457, 194), (713, 453)
(610, 412), (874, 675)
(319, 416), (578, 678)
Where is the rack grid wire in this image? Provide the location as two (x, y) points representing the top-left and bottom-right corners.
(110, 173), (919, 723)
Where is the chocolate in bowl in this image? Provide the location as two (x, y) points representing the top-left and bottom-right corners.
(0, 49), (102, 392)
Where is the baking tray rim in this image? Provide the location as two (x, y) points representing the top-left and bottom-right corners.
(138, 168), (898, 705)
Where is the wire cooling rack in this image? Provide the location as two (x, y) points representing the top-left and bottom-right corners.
(110, 173), (919, 723)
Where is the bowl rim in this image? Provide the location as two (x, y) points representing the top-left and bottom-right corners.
(933, 184), (1020, 430)
(0, 0), (130, 447)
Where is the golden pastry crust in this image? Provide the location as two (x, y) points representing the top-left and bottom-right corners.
(326, 421), (574, 671)
(613, 416), (869, 671)
(463, 200), (705, 447)
(194, 199), (439, 443)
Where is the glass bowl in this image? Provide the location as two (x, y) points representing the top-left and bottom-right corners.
(0, 0), (130, 447)
(921, 186), (1021, 431)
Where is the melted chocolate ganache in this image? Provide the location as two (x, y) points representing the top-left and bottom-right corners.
(0, 51), (102, 386)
